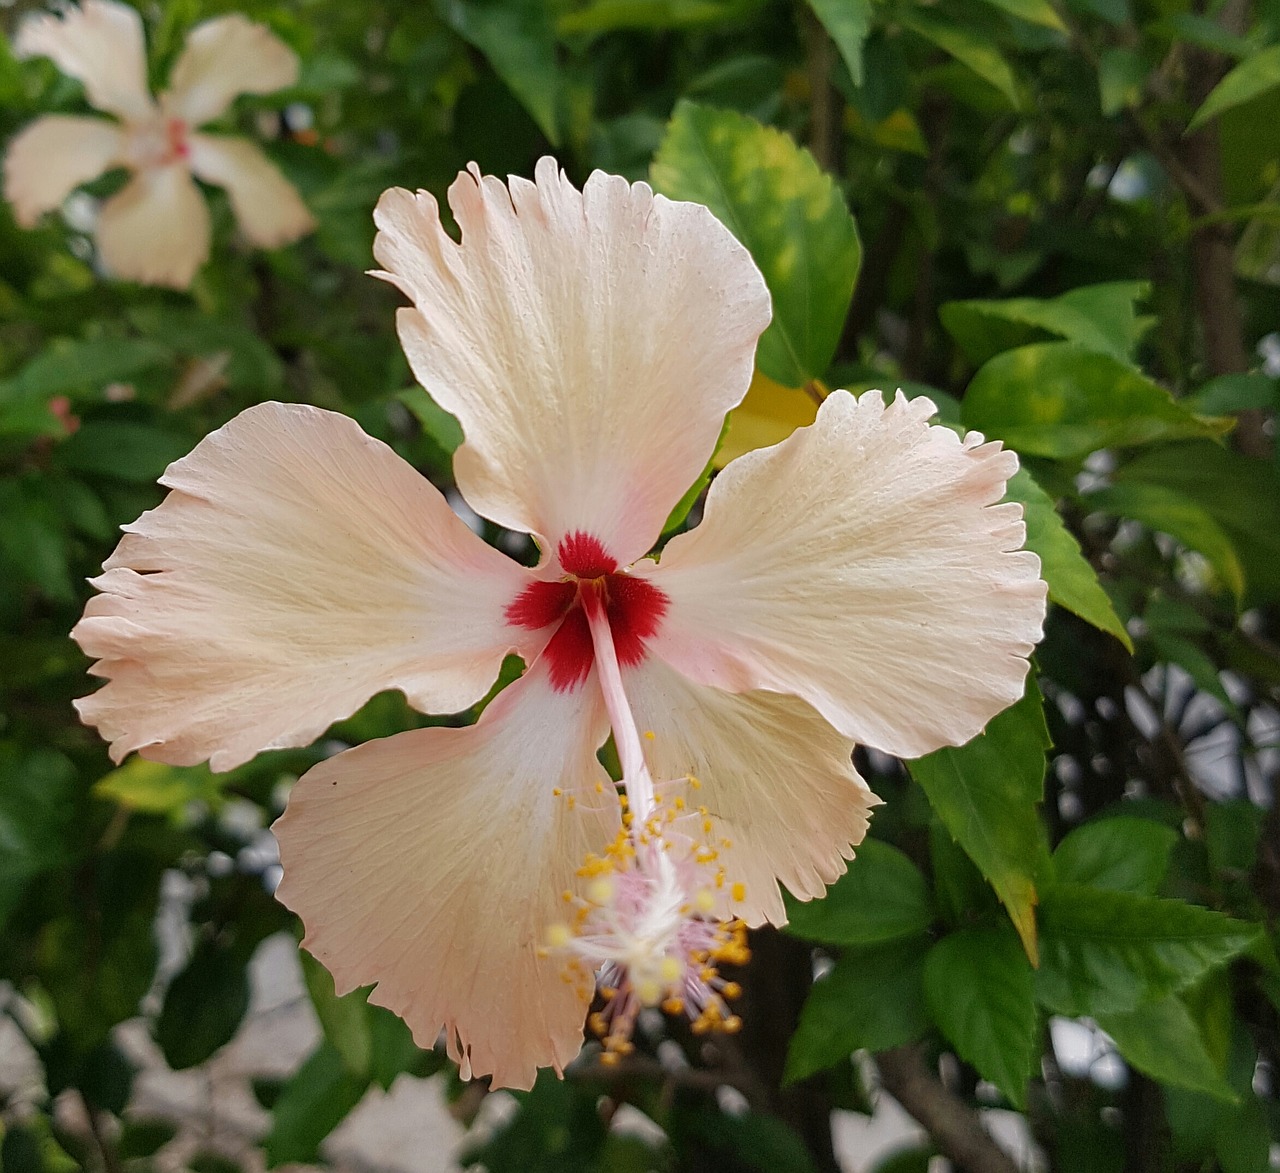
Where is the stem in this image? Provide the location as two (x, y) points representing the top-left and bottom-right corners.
(582, 585), (657, 821)
(875, 1044), (1021, 1173)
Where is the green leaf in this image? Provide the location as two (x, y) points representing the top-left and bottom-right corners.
(155, 939), (251, 1070)
(975, 0), (1065, 29)
(898, 9), (1021, 109)
(1035, 884), (1259, 1016)
(0, 747), (76, 932)
(557, 0), (744, 35)
(438, 0), (560, 144)
(0, 337), (170, 402)
(57, 420), (192, 482)
(1115, 442), (1280, 604)
(1086, 481), (1246, 599)
(962, 343), (1231, 460)
(1097, 995), (1237, 1101)
(93, 758), (228, 817)
(807, 0), (872, 85)
(941, 283), (1152, 366)
(397, 386), (464, 455)
(909, 681), (1050, 963)
(923, 924), (1038, 1107)
(1182, 372), (1277, 417)
(784, 838), (934, 946)
(1188, 43), (1280, 133)
(264, 1042), (370, 1167)
(1098, 47), (1147, 115)
(1006, 467), (1131, 649)
(1204, 800), (1266, 875)
(1053, 817), (1178, 895)
(652, 101), (861, 389)
(784, 938), (930, 1083)
(300, 950), (372, 1077)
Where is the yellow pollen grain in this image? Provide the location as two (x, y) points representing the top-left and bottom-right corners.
(545, 923), (571, 949)
(586, 876), (615, 905)
(662, 996), (684, 1015)
(659, 956), (683, 984)
(731, 881), (746, 902)
(644, 730), (655, 741)
(694, 889), (716, 915)
(636, 978), (662, 1005)
(722, 981), (742, 999)
(552, 787), (562, 797)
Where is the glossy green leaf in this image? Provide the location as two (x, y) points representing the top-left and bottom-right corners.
(93, 758), (227, 816)
(1188, 44), (1280, 132)
(976, 0), (1065, 29)
(1183, 372), (1278, 417)
(923, 924), (1038, 1107)
(784, 838), (934, 946)
(1053, 817), (1178, 895)
(784, 938), (930, 1083)
(941, 282), (1152, 366)
(1035, 884), (1259, 1016)
(0, 337), (170, 402)
(1097, 995), (1236, 1101)
(807, 0), (872, 85)
(652, 101), (861, 389)
(1006, 467), (1131, 649)
(898, 9), (1021, 109)
(438, 0), (559, 144)
(1087, 481), (1245, 599)
(909, 682), (1049, 962)
(1116, 442), (1280, 603)
(557, 0), (744, 35)
(397, 386), (464, 455)
(264, 1043), (370, 1168)
(962, 343), (1231, 460)
(155, 940), (251, 1070)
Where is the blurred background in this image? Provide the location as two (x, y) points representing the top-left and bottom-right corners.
(1, 0), (1278, 1170)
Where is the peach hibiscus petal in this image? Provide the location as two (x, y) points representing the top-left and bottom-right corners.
(72, 403), (538, 772)
(95, 163), (210, 289)
(164, 14), (299, 127)
(187, 134), (315, 247)
(3, 115), (123, 227)
(273, 659), (616, 1090)
(637, 390), (1047, 760)
(372, 157), (771, 567)
(624, 656), (877, 928)
(15, 0), (154, 121)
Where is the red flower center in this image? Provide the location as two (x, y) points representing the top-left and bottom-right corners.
(505, 531), (668, 692)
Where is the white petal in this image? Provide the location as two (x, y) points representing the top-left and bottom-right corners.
(187, 134), (314, 247)
(273, 660), (616, 1090)
(625, 656), (877, 925)
(15, 0), (154, 121)
(372, 157), (771, 568)
(639, 390), (1047, 759)
(164, 14), (299, 126)
(3, 115), (123, 226)
(73, 403), (539, 772)
(95, 164), (210, 289)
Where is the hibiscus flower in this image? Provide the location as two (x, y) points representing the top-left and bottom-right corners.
(71, 158), (1046, 1089)
(4, 0), (314, 288)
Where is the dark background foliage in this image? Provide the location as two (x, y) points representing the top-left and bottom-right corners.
(1, 0), (1278, 1170)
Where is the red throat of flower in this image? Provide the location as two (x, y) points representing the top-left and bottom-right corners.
(505, 531), (668, 692)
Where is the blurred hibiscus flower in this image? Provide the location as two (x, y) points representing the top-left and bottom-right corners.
(72, 158), (1045, 1088)
(4, 0), (314, 287)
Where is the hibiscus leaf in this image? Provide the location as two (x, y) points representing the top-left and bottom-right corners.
(651, 101), (861, 390)
(1034, 884), (1259, 1017)
(1006, 467), (1131, 650)
(264, 1042), (371, 1167)
(783, 938), (930, 1084)
(908, 681), (1050, 963)
(1188, 43), (1280, 133)
(1052, 816), (1178, 896)
(806, 0), (872, 85)
(1096, 995), (1237, 1102)
(923, 923), (1038, 1108)
(961, 342), (1232, 460)
(437, 0), (560, 145)
(783, 838), (934, 946)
